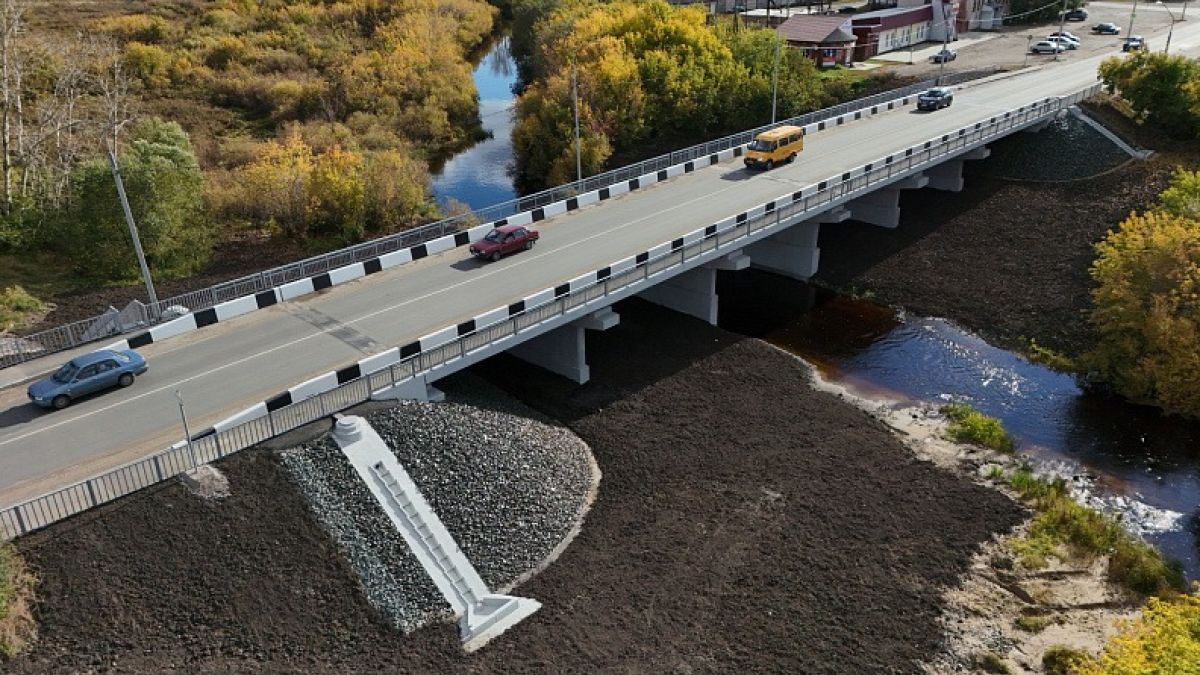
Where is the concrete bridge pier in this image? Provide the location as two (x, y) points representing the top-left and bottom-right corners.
(744, 206), (849, 280)
(845, 174), (928, 228)
(926, 147), (989, 192)
(639, 265), (720, 324)
(509, 308), (619, 383)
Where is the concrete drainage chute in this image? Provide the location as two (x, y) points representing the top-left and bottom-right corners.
(332, 415), (541, 651)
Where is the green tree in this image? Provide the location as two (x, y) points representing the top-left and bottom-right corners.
(1158, 168), (1200, 221)
(307, 145), (366, 243)
(54, 119), (210, 282)
(1087, 210), (1200, 417)
(1099, 52), (1200, 138)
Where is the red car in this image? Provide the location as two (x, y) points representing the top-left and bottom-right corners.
(470, 224), (539, 262)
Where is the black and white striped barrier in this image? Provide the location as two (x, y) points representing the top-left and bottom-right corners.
(102, 94), (927, 357)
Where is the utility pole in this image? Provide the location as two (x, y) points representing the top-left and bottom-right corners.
(1127, 0), (1139, 39)
(1158, 0), (1177, 53)
(937, 1), (951, 84)
(571, 59), (581, 184)
(1054, 0), (1068, 61)
(771, 36), (781, 124)
(107, 144), (159, 311)
(1024, 34), (1033, 66)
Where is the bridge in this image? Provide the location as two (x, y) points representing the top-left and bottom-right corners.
(0, 36), (1185, 538)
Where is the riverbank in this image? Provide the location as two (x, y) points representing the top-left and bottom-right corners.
(7, 298), (1029, 673)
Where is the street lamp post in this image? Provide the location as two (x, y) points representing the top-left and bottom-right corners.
(1157, 0), (1177, 53)
(937, 1), (952, 84)
(1024, 34), (1033, 66)
(571, 59), (581, 183)
(770, 35), (781, 124)
(106, 144), (159, 312)
(1054, 0), (1069, 61)
(176, 389), (197, 466)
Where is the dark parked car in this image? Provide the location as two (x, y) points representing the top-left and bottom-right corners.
(917, 87), (954, 111)
(470, 224), (540, 262)
(1122, 36), (1146, 52)
(28, 349), (148, 409)
(1093, 22), (1120, 35)
(1065, 7), (1088, 20)
(931, 48), (957, 63)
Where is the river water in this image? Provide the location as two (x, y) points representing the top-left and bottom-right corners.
(430, 36), (518, 210)
(719, 280), (1200, 580)
(429, 36), (1200, 579)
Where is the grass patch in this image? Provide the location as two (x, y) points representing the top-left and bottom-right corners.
(1005, 469), (1185, 596)
(0, 286), (46, 332)
(1015, 613), (1053, 633)
(974, 651), (1011, 674)
(1042, 645), (1090, 675)
(0, 543), (36, 659)
(1026, 339), (1076, 372)
(941, 403), (1016, 453)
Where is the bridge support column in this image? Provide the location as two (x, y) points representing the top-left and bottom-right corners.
(371, 374), (446, 403)
(509, 308), (620, 383)
(746, 221), (821, 280)
(848, 188), (901, 228)
(638, 266), (719, 325)
(928, 147), (990, 192)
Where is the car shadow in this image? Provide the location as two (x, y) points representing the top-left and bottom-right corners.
(450, 257), (486, 272)
(0, 401), (45, 430)
(720, 168), (757, 182)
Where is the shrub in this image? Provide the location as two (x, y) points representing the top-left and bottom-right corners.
(974, 651), (1011, 674)
(1016, 613), (1053, 633)
(124, 42), (172, 89)
(363, 149), (436, 232)
(1087, 210), (1200, 418)
(93, 14), (174, 44)
(0, 543), (36, 658)
(0, 286), (44, 332)
(1027, 339), (1075, 372)
(1075, 594), (1200, 674)
(1157, 168), (1200, 221)
(1043, 645), (1090, 675)
(940, 403), (1016, 452)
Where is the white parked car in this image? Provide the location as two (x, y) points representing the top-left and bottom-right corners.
(1031, 40), (1067, 54)
(1047, 35), (1080, 49)
(1049, 31), (1081, 42)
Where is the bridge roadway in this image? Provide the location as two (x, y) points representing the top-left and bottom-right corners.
(0, 33), (1195, 509)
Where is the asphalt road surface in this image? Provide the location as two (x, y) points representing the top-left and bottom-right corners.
(2, 24), (1198, 509)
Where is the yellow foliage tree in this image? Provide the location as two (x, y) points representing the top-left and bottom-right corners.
(240, 130), (314, 237)
(1075, 593), (1200, 674)
(307, 145), (366, 242)
(1088, 210), (1200, 417)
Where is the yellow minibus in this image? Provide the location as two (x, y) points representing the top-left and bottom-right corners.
(743, 125), (804, 170)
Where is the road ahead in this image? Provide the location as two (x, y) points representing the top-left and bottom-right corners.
(2, 26), (1198, 508)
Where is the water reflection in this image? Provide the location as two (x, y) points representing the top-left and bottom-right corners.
(431, 36), (518, 210)
(717, 271), (1200, 579)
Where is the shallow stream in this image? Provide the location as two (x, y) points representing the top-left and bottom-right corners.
(719, 281), (1200, 580)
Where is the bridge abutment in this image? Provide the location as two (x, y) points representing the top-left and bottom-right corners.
(371, 375), (446, 403)
(509, 308), (620, 383)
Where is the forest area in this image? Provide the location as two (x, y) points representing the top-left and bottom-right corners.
(0, 0), (895, 334)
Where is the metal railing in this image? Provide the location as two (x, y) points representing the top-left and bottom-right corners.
(0, 69), (1004, 370)
(0, 84), (1098, 541)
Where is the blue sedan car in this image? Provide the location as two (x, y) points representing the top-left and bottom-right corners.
(27, 349), (149, 409)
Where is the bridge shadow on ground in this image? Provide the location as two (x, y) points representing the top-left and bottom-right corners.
(467, 298), (741, 425)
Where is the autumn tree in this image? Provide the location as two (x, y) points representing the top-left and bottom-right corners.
(1075, 593), (1200, 674)
(1087, 206), (1200, 418)
(1099, 52), (1200, 138)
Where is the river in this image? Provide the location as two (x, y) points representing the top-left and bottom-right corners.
(430, 35), (518, 210)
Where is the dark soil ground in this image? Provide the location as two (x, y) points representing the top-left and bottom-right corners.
(6, 300), (1026, 674)
(811, 100), (1192, 358)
